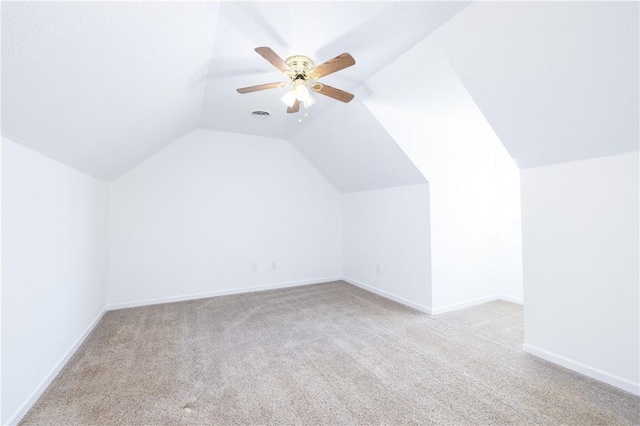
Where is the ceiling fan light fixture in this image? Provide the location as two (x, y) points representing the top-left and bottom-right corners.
(238, 47), (356, 114)
(281, 90), (297, 108)
(293, 80), (310, 101)
(303, 93), (315, 109)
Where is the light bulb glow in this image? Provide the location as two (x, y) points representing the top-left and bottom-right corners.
(303, 93), (315, 109)
(282, 79), (316, 110)
(293, 82), (309, 101)
(281, 90), (296, 107)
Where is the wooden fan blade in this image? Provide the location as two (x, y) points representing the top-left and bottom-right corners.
(308, 53), (355, 79)
(255, 47), (292, 74)
(236, 82), (287, 94)
(311, 83), (354, 103)
(287, 99), (300, 113)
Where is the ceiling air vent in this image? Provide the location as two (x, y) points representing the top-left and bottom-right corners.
(251, 110), (270, 119)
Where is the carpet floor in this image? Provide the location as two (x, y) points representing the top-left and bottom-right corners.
(21, 281), (639, 425)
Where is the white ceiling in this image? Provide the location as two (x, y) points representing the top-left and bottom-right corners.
(289, 100), (426, 193)
(1, 1), (467, 183)
(198, 1), (469, 139)
(2, 1), (637, 188)
(428, 1), (639, 168)
(2, 2), (220, 180)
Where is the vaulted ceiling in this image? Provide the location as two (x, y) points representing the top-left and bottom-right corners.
(2, 2), (220, 180)
(428, 1), (639, 169)
(2, 1), (638, 188)
(198, 1), (468, 139)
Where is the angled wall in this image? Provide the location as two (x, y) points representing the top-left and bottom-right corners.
(108, 129), (343, 307)
(426, 1), (639, 393)
(364, 42), (523, 312)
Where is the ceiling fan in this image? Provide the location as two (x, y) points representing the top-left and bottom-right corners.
(237, 47), (356, 114)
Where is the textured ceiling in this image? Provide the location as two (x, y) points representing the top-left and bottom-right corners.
(2, 2), (220, 180)
(289, 100), (426, 193)
(198, 1), (469, 140)
(2, 1), (637, 188)
(427, 1), (639, 168)
(1, 1), (467, 183)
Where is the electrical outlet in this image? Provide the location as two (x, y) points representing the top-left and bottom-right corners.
(251, 263), (257, 272)
(271, 261), (277, 270)
(376, 264), (380, 274)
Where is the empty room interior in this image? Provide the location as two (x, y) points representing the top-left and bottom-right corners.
(1, 1), (639, 424)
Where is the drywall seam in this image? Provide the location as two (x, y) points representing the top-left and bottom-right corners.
(105, 277), (343, 311)
(341, 277), (432, 314)
(523, 344), (640, 396)
(5, 308), (107, 426)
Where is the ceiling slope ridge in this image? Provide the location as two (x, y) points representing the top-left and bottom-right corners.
(1, 135), (110, 183)
(111, 128), (299, 183)
(111, 2), (222, 182)
(110, 129), (344, 203)
(362, 23), (520, 184)
(194, 2), (223, 129)
(285, 2), (473, 144)
(198, 1), (471, 139)
(279, 2), (474, 190)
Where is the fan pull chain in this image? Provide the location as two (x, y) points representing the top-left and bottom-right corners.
(299, 112), (310, 123)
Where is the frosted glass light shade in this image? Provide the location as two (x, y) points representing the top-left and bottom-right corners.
(294, 83), (309, 101)
(282, 80), (315, 109)
(281, 90), (297, 107)
(303, 94), (315, 108)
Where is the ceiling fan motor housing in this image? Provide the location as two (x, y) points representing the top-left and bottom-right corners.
(285, 55), (314, 77)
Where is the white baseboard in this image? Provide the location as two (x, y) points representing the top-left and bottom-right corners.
(341, 276), (432, 314)
(5, 308), (107, 426)
(5, 278), (522, 425)
(430, 295), (500, 315)
(523, 343), (640, 396)
(497, 294), (524, 305)
(431, 294), (523, 315)
(106, 276), (343, 311)
(8, 277), (340, 424)
(340, 277), (524, 315)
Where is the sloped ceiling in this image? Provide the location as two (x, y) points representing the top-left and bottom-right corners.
(198, 1), (469, 140)
(427, 1), (639, 168)
(289, 100), (426, 193)
(2, 1), (637, 188)
(2, 2), (220, 180)
(1, 1), (467, 185)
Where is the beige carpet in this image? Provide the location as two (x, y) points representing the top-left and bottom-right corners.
(21, 281), (639, 425)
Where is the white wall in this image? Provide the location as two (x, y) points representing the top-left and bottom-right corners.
(522, 152), (639, 395)
(108, 129), (342, 307)
(1, 138), (109, 424)
(365, 43), (523, 311)
(343, 184), (431, 311)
